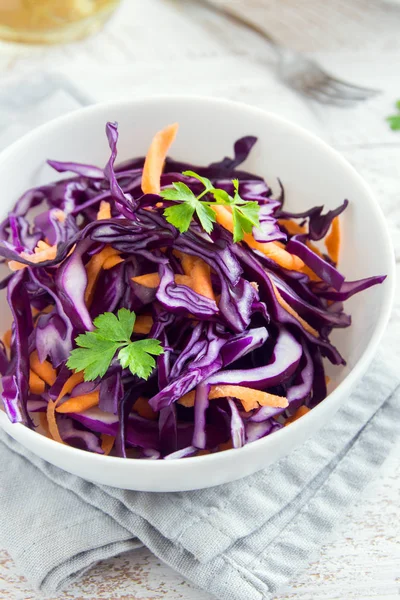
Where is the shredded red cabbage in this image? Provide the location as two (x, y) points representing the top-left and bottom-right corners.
(0, 122), (385, 458)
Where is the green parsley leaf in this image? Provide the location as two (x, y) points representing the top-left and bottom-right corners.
(160, 182), (197, 203)
(92, 308), (135, 343)
(67, 309), (164, 382)
(193, 201), (216, 234)
(160, 169), (261, 241)
(164, 202), (195, 233)
(118, 339), (164, 380)
(182, 170), (213, 192)
(396, 100), (400, 111)
(67, 341), (121, 381)
(387, 115), (400, 131)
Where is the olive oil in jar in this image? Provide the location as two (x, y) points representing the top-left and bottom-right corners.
(0, 0), (120, 44)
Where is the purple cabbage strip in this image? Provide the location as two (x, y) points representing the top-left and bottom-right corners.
(206, 326), (302, 389)
(192, 382), (210, 449)
(286, 235), (345, 291)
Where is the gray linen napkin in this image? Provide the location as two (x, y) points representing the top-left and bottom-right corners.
(1, 350), (399, 599)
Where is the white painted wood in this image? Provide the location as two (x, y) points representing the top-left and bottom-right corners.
(1, 0), (400, 598)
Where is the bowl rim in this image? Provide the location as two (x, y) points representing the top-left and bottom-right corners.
(0, 94), (395, 471)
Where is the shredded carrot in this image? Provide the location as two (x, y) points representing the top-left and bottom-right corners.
(142, 123), (179, 195)
(9, 242), (58, 272)
(103, 255), (124, 270)
(56, 371), (84, 403)
(132, 273), (161, 288)
(325, 216), (340, 264)
(97, 201), (112, 220)
(268, 277), (319, 337)
(38, 412), (50, 437)
(56, 391), (100, 414)
(325, 376), (331, 385)
(47, 399), (64, 444)
(190, 258), (215, 301)
(101, 434), (115, 455)
(278, 219), (307, 235)
(178, 384), (288, 412)
(284, 405), (310, 426)
(85, 245), (120, 306)
(2, 329), (11, 350)
(211, 205), (304, 271)
(132, 273), (193, 288)
(133, 396), (158, 421)
(29, 370), (46, 395)
(30, 350), (57, 386)
(133, 315), (153, 335)
(219, 440), (234, 452)
(197, 449), (211, 456)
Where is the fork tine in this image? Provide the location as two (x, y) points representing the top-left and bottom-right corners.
(321, 79), (377, 102)
(302, 87), (362, 107)
(327, 76), (381, 97)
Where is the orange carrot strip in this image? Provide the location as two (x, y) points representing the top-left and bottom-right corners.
(56, 391), (100, 414)
(85, 245), (120, 306)
(39, 412), (50, 438)
(97, 201), (112, 220)
(142, 123), (179, 195)
(219, 440), (233, 452)
(9, 242), (58, 272)
(30, 350), (57, 386)
(212, 205), (304, 271)
(101, 434), (115, 455)
(284, 405), (310, 426)
(132, 273), (193, 288)
(29, 370), (46, 395)
(278, 219), (307, 235)
(178, 384), (288, 412)
(133, 315), (154, 335)
(56, 371), (84, 403)
(269, 277), (319, 337)
(133, 396), (158, 421)
(2, 329), (11, 350)
(175, 274), (193, 286)
(47, 399), (64, 444)
(190, 258), (215, 301)
(132, 273), (160, 288)
(325, 216), (340, 264)
(325, 376), (331, 385)
(103, 255), (124, 270)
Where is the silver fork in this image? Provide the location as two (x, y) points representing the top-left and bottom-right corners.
(196, 0), (381, 106)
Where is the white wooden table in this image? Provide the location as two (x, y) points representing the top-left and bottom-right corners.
(1, 1), (400, 598)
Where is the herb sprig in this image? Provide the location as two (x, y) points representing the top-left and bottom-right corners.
(67, 308), (164, 382)
(386, 100), (400, 131)
(160, 170), (260, 242)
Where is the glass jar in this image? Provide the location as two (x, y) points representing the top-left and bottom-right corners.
(0, 0), (121, 44)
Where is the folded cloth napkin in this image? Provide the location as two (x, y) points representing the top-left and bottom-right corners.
(1, 350), (399, 599)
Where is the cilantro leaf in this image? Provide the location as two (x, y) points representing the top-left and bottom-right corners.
(387, 115), (400, 131)
(67, 309), (164, 382)
(118, 339), (164, 380)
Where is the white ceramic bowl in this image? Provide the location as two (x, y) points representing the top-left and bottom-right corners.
(0, 96), (395, 491)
